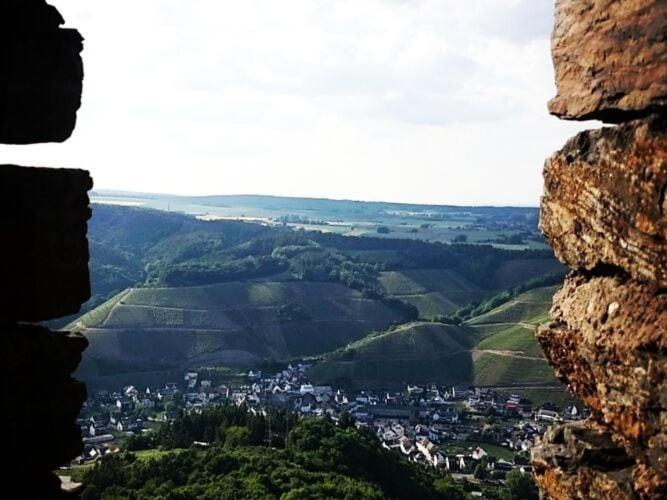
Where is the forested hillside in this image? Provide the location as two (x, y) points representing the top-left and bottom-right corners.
(81, 204), (559, 311)
(81, 411), (469, 500)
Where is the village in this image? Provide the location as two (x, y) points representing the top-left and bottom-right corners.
(75, 364), (584, 482)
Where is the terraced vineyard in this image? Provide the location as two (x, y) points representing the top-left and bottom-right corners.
(466, 285), (558, 326)
(308, 322), (478, 386)
(73, 281), (410, 387)
(310, 286), (559, 388)
(378, 262), (561, 320)
(378, 269), (486, 319)
(490, 259), (563, 289)
(71, 204), (565, 389)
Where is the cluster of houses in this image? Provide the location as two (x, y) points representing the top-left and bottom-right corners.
(74, 364), (585, 478)
(76, 382), (182, 462)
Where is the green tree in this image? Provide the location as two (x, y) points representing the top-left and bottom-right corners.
(473, 463), (488, 480)
(501, 469), (538, 500)
(433, 476), (468, 499)
(223, 425), (250, 448)
(338, 410), (355, 429)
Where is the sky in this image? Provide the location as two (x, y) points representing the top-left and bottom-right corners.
(1, 0), (593, 206)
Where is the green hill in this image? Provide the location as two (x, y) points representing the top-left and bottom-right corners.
(465, 285), (558, 326)
(378, 269), (487, 318)
(74, 281), (410, 387)
(308, 322), (478, 386)
(378, 263), (561, 320)
(309, 286), (558, 388)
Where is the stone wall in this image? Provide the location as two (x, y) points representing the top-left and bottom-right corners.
(0, 1), (90, 498)
(532, 1), (666, 498)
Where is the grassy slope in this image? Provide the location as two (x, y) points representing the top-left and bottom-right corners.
(491, 259), (564, 289)
(465, 285), (558, 326)
(67, 289), (131, 330)
(76, 280), (408, 386)
(76, 258), (561, 388)
(310, 286), (559, 387)
(308, 322), (478, 386)
(475, 325), (544, 357)
(379, 261), (561, 320)
(472, 353), (554, 386)
(379, 269), (486, 319)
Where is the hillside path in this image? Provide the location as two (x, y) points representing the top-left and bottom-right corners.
(472, 348), (544, 361)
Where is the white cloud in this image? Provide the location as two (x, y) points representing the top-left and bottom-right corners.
(0, 0), (591, 205)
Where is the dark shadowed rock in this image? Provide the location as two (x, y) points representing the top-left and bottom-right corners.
(0, 324), (88, 498)
(540, 116), (667, 286)
(0, 165), (93, 322)
(0, 1), (90, 497)
(549, 0), (667, 122)
(0, 0), (84, 143)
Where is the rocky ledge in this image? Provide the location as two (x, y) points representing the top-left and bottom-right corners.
(532, 420), (651, 499)
(539, 115), (666, 287)
(548, 0), (667, 122)
(0, 324), (89, 498)
(532, 1), (666, 498)
(537, 273), (666, 495)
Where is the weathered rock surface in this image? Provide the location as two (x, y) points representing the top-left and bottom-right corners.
(536, 273), (667, 496)
(0, 0), (84, 143)
(0, 324), (88, 498)
(548, 0), (667, 122)
(0, 165), (93, 322)
(539, 115), (667, 286)
(532, 420), (645, 499)
(535, 1), (666, 498)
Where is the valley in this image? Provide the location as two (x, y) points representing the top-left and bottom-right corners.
(70, 200), (564, 392)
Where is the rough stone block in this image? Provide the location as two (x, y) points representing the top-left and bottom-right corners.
(531, 420), (662, 499)
(0, 165), (93, 322)
(549, 0), (667, 122)
(540, 116), (666, 286)
(537, 273), (666, 487)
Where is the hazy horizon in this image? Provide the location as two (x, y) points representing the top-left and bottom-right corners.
(1, 0), (593, 206)
(92, 187), (541, 209)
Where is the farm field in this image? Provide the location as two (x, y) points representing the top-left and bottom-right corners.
(472, 352), (553, 386)
(91, 191), (550, 250)
(440, 440), (517, 462)
(475, 325), (544, 357)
